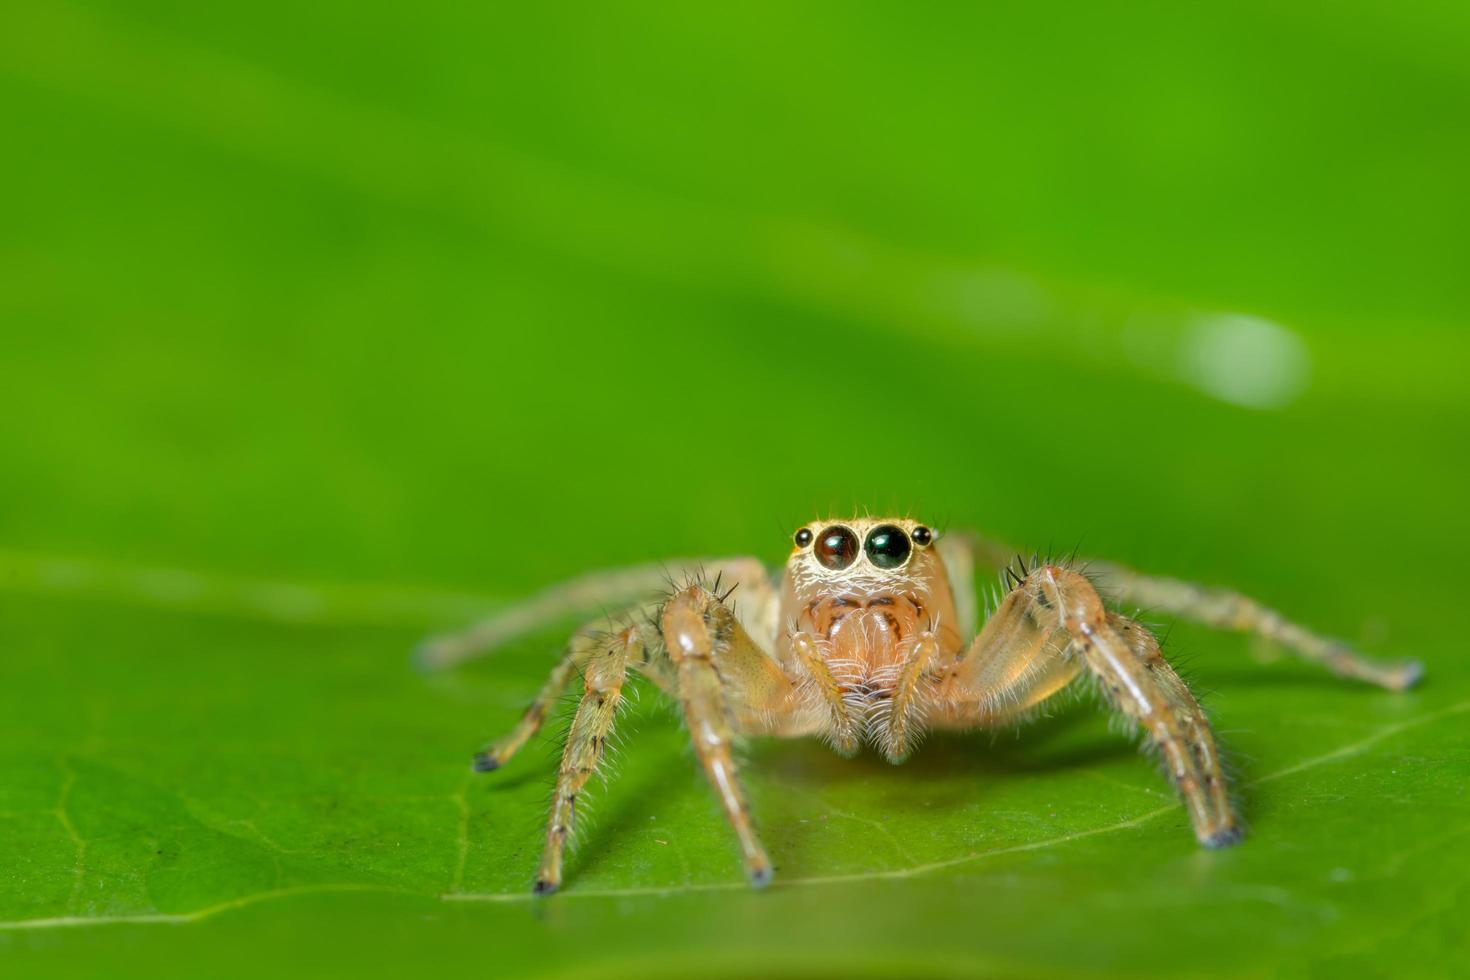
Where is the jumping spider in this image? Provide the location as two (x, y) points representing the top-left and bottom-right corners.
(419, 519), (1421, 894)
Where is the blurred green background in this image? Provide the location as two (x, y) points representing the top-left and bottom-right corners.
(2, 2), (1468, 977)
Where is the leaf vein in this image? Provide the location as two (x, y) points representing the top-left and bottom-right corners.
(7, 699), (1461, 929)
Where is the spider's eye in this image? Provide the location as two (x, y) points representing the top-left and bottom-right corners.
(864, 524), (912, 569)
(794, 528), (814, 548)
(911, 525), (933, 547)
(813, 526), (859, 570)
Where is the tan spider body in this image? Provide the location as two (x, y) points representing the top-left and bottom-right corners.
(419, 519), (1421, 894)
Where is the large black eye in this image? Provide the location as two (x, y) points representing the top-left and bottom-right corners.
(864, 524), (912, 569)
(814, 526), (859, 570)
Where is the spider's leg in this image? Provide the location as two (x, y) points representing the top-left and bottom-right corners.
(531, 622), (645, 895)
(935, 536), (978, 639)
(943, 529), (1419, 691)
(471, 607), (653, 772)
(935, 575), (1081, 728)
(415, 557), (764, 671)
(1101, 609), (1235, 840)
(662, 584), (799, 888)
(935, 529), (1021, 637)
(1088, 560), (1421, 690)
(473, 645), (577, 772)
(1038, 566), (1237, 845)
(940, 528), (1023, 575)
(789, 632), (861, 756)
(936, 565), (1237, 846)
(875, 632), (942, 763)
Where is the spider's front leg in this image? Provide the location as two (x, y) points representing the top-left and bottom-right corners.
(941, 565), (1239, 847)
(661, 584), (799, 888)
(1042, 566), (1238, 845)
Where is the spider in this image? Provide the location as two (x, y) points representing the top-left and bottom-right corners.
(419, 519), (1422, 895)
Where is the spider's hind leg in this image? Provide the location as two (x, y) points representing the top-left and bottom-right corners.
(415, 558), (764, 672)
(472, 646), (576, 772)
(1088, 560), (1421, 691)
(939, 530), (1419, 691)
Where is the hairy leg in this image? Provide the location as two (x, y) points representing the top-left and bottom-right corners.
(939, 529), (1023, 580)
(1102, 610), (1234, 839)
(1087, 560), (1421, 690)
(939, 565), (1237, 846)
(533, 624), (642, 894)
(416, 557), (768, 671)
(473, 645), (579, 772)
(935, 585), (1080, 727)
(475, 567), (788, 893)
(661, 584), (798, 887)
(472, 612), (656, 772)
(790, 632), (861, 755)
(936, 533), (981, 638)
(875, 632), (942, 762)
(1036, 566), (1238, 845)
(943, 530), (1419, 692)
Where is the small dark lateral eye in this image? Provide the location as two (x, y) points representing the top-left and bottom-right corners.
(911, 525), (933, 547)
(814, 526), (859, 570)
(794, 528), (814, 548)
(865, 525), (912, 569)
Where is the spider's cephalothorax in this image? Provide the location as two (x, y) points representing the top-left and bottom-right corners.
(420, 517), (1422, 895)
(781, 519), (964, 760)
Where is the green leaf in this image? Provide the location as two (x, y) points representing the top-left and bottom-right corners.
(4, 562), (1468, 978)
(3, 1), (1468, 977)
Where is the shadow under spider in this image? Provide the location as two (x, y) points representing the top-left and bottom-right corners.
(562, 700), (1149, 885)
(759, 701), (1126, 773)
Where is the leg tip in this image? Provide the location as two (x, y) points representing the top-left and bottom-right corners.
(1388, 659), (1425, 691)
(747, 863), (774, 890)
(532, 878), (558, 896)
(472, 752), (501, 773)
(1201, 824), (1244, 849)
